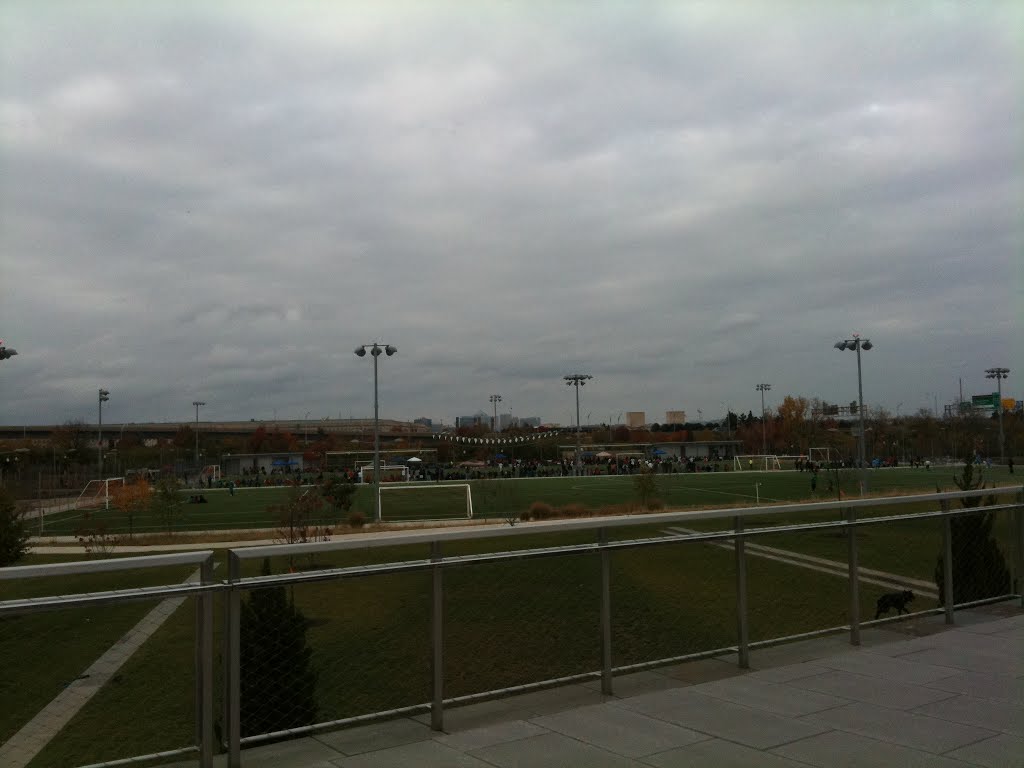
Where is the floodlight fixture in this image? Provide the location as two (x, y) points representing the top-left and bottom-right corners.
(834, 335), (874, 495)
(564, 374), (593, 477)
(984, 367), (1010, 463)
(355, 342), (398, 522)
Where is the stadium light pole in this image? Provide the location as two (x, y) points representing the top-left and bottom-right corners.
(985, 367), (1010, 464)
(192, 401), (205, 465)
(355, 342), (397, 523)
(564, 374), (592, 477)
(756, 383), (771, 455)
(489, 394), (502, 432)
(834, 335), (873, 495)
(0, 339), (17, 361)
(98, 389), (110, 477)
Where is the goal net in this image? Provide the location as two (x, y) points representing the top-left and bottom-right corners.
(808, 447), (833, 465)
(358, 464), (409, 484)
(76, 477), (125, 510)
(733, 455), (783, 471)
(378, 483), (474, 521)
(200, 464), (221, 481)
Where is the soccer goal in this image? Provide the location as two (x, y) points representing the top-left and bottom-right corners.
(733, 455), (782, 472)
(200, 464), (221, 481)
(358, 464), (409, 484)
(378, 483), (474, 521)
(808, 447), (833, 466)
(76, 477), (125, 510)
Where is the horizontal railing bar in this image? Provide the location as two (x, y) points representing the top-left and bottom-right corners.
(0, 581), (225, 616)
(226, 501), (1021, 590)
(0, 550), (215, 580)
(5, 502), (1016, 609)
(75, 745), (197, 768)
(229, 486), (1024, 561)
(238, 703), (430, 748)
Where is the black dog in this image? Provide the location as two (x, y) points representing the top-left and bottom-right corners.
(875, 590), (915, 619)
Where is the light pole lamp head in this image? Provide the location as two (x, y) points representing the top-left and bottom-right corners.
(860, 339), (873, 351)
(385, 345), (397, 356)
(834, 341), (849, 350)
(354, 346), (367, 357)
(99, 389), (110, 402)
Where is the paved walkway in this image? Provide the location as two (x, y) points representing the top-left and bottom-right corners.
(165, 605), (1023, 767)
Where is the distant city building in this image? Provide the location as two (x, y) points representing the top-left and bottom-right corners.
(495, 414), (541, 430)
(665, 410), (686, 425)
(626, 411), (646, 429)
(455, 412), (488, 429)
(414, 417), (432, 428)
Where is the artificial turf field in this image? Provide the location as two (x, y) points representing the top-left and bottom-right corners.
(38, 464), (1023, 536)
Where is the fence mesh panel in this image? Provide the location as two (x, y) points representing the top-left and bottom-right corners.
(235, 567), (432, 740)
(0, 595), (199, 768)
(443, 551), (601, 698)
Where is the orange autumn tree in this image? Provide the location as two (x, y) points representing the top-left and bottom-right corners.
(112, 479), (151, 538)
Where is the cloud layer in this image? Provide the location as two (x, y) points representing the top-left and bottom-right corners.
(1, 2), (1021, 426)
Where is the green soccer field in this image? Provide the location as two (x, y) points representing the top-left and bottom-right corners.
(37, 465), (1021, 536)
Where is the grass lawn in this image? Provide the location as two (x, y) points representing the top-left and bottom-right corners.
(37, 465), (1022, 535)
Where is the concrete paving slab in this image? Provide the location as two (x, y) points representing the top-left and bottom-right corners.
(771, 729), (981, 768)
(745, 661), (830, 683)
(944, 732), (1024, 767)
(693, 675), (851, 717)
(613, 688), (830, 749)
(802, 700), (997, 754)
(816, 649), (961, 685)
(432, 720), (548, 752)
(582, 669), (686, 698)
(232, 738), (344, 768)
(412, 696), (540, 733)
(531, 702), (707, 758)
(657, 657), (744, 684)
(469, 731), (644, 767)
(789, 669), (958, 710)
(314, 718), (433, 756)
(922, 670), (1024, 704)
(897, 646), (1024, 676)
(912, 693), (1024, 737)
(329, 740), (493, 768)
(639, 737), (805, 768)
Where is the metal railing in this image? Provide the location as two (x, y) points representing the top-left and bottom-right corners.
(1, 486), (1022, 768)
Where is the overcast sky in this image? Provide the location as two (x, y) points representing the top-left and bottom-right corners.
(1, 1), (1021, 428)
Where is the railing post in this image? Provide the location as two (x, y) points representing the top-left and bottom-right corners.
(1017, 490), (1024, 610)
(942, 500), (955, 625)
(847, 507), (860, 646)
(734, 516), (749, 668)
(430, 541), (444, 731)
(599, 527), (613, 694)
(227, 552), (242, 768)
(198, 555), (214, 768)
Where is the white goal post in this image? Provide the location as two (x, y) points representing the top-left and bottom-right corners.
(76, 477), (125, 510)
(733, 455), (782, 471)
(378, 483), (474, 520)
(807, 447), (833, 465)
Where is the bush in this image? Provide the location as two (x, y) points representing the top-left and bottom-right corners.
(528, 501), (554, 520)
(519, 509), (532, 522)
(0, 489), (29, 567)
(559, 503), (590, 518)
(645, 498), (666, 511)
(238, 559), (317, 737)
(933, 458), (1011, 603)
(348, 510), (366, 528)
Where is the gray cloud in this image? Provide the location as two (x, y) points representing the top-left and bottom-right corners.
(1, 1), (1020, 428)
